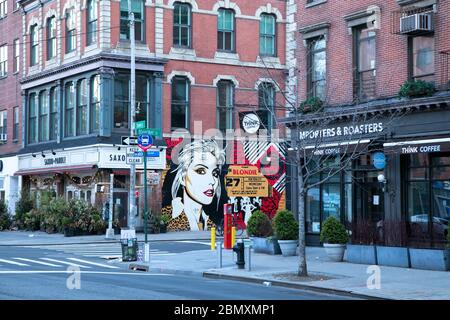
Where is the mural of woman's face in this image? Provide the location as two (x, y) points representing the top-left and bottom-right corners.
(182, 152), (220, 205)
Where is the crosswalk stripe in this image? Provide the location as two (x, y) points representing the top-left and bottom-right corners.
(0, 259), (29, 266)
(67, 258), (119, 269)
(40, 258), (91, 269)
(13, 258), (62, 267)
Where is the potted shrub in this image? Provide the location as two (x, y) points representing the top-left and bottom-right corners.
(273, 210), (299, 257)
(398, 80), (435, 98)
(247, 210), (281, 255)
(320, 217), (349, 262)
(347, 219), (378, 265)
(300, 97), (323, 114)
(160, 215), (170, 233)
(0, 201), (11, 231)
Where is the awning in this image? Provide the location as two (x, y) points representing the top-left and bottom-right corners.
(15, 164), (97, 176)
(300, 139), (371, 156)
(383, 137), (450, 155)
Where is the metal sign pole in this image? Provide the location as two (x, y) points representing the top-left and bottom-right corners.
(105, 173), (115, 239)
(128, 0), (136, 230)
(144, 150), (148, 244)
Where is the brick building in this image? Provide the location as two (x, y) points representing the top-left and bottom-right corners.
(13, 0), (290, 231)
(0, 0), (23, 214)
(283, 0), (450, 248)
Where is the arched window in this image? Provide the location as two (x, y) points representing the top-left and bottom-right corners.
(171, 76), (190, 129)
(120, 0), (144, 42)
(87, 0), (98, 45)
(38, 90), (49, 142)
(49, 87), (58, 140)
(173, 2), (191, 48)
(47, 16), (57, 60)
(65, 8), (76, 53)
(76, 79), (88, 135)
(260, 14), (276, 56)
(216, 80), (234, 132)
(90, 75), (100, 133)
(217, 9), (234, 52)
(28, 93), (37, 144)
(30, 24), (38, 66)
(258, 82), (275, 132)
(65, 82), (75, 137)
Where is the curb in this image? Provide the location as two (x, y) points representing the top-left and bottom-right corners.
(0, 238), (212, 246)
(203, 272), (390, 300)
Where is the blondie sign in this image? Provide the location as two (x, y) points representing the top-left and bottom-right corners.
(299, 122), (384, 140)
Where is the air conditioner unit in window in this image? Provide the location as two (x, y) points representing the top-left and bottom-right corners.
(0, 134), (7, 142)
(400, 12), (434, 35)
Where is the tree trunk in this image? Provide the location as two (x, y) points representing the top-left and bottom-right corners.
(297, 174), (308, 277)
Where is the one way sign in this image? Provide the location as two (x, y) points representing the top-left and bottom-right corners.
(121, 136), (138, 146)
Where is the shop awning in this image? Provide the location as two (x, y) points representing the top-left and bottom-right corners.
(384, 137), (450, 155)
(300, 139), (371, 156)
(14, 164), (98, 176)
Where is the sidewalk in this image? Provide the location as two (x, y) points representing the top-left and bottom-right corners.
(2, 230), (449, 300)
(129, 246), (450, 300)
(0, 230), (212, 246)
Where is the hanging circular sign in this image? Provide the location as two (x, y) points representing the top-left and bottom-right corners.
(242, 113), (261, 134)
(372, 152), (386, 170)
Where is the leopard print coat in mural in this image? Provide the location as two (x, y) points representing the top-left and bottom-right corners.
(161, 206), (215, 232)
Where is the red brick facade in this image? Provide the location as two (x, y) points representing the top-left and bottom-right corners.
(296, 0), (450, 107)
(0, 0), (22, 155)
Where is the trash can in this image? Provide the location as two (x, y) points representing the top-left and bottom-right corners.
(121, 238), (138, 262)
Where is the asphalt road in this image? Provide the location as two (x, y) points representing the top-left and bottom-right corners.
(0, 243), (356, 300)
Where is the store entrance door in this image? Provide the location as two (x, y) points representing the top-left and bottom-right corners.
(113, 191), (128, 228)
(353, 170), (385, 243)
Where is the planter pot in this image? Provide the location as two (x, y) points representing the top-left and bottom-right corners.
(376, 246), (410, 268)
(346, 244), (377, 265)
(114, 228), (121, 235)
(409, 248), (450, 271)
(323, 243), (346, 262)
(160, 224), (167, 233)
(64, 227), (76, 237)
(251, 237), (281, 255)
(278, 240), (298, 257)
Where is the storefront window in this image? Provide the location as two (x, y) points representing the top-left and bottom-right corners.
(306, 187), (320, 233)
(406, 153), (450, 248)
(322, 183), (340, 221)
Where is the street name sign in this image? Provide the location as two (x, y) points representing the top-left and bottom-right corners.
(137, 128), (161, 137)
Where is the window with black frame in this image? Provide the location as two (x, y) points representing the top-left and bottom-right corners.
(135, 75), (148, 123)
(171, 76), (189, 130)
(173, 2), (191, 48)
(308, 36), (326, 101)
(406, 153), (450, 248)
(13, 106), (19, 141)
(120, 0), (144, 42)
(114, 74), (130, 129)
(354, 27), (376, 101)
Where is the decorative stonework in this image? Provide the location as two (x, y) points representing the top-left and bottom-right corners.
(255, 78), (280, 92)
(166, 71), (195, 84)
(285, 0), (297, 118)
(213, 75), (239, 88)
(167, 0), (198, 11)
(212, 0), (241, 15)
(255, 3), (283, 22)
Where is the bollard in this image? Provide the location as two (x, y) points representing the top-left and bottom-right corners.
(244, 240), (252, 271)
(211, 227), (216, 251)
(231, 226), (236, 247)
(232, 241), (245, 269)
(216, 240), (223, 269)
